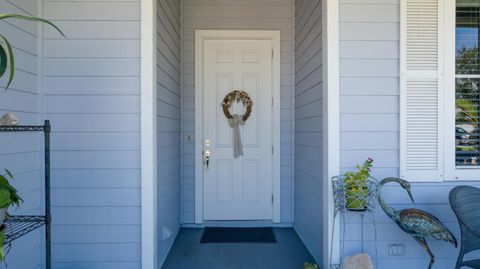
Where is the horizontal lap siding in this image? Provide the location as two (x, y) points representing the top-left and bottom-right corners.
(44, 1), (141, 268)
(0, 1), (42, 268)
(157, 0), (182, 265)
(293, 0), (323, 263)
(339, 0), (479, 267)
(182, 0), (294, 224)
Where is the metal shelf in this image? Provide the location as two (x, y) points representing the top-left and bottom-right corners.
(0, 121), (51, 268)
(0, 125), (47, 132)
(4, 216), (47, 245)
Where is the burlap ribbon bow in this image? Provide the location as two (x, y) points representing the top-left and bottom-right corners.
(228, 114), (245, 158)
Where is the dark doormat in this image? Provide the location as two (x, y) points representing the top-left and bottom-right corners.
(200, 227), (277, 244)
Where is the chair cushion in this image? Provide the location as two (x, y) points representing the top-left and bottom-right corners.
(450, 186), (480, 236)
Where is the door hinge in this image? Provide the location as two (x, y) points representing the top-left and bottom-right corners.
(272, 97), (274, 106)
(271, 50), (274, 59)
(272, 146), (274, 154)
(271, 194), (274, 204)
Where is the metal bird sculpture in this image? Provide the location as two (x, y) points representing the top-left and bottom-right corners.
(378, 178), (457, 269)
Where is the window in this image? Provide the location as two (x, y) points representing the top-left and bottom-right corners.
(455, 0), (480, 167)
(400, 0), (480, 181)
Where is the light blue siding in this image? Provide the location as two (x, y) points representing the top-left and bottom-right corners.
(339, 0), (479, 268)
(44, 1), (142, 268)
(181, 0), (295, 224)
(294, 0), (323, 264)
(156, 0), (182, 265)
(0, 0), (43, 268)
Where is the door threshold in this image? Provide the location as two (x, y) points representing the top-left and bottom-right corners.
(182, 220), (293, 228)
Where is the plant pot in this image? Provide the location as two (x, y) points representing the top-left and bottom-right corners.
(345, 185), (369, 211)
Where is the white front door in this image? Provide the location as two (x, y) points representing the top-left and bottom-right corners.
(202, 38), (274, 221)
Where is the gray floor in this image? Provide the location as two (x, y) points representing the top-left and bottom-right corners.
(162, 228), (316, 269)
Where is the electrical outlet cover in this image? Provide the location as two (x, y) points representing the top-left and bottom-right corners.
(388, 244), (405, 256)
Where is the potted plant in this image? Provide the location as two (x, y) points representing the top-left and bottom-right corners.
(0, 170), (22, 260)
(344, 158), (374, 211)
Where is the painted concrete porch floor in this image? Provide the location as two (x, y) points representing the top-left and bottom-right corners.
(162, 228), (316, 269)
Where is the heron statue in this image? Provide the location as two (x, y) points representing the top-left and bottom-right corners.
(378, 177), (457, 269)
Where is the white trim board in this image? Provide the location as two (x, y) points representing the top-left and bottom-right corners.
(322, 0), (341, 267)
(194, 30), (282, 224)
(140, 0), (157, 268)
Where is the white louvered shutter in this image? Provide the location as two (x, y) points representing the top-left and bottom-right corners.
(400, 0), (444, 181)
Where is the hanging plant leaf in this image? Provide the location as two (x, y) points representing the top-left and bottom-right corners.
(0, 35), (14, 90)
(0, 14), (66, 38)
(0, 188), (10, 209)
(0, 45), (6, 79)
(0, 14), (65, 90)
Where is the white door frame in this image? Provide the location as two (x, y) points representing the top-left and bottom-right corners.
(194, 30), (281, 224)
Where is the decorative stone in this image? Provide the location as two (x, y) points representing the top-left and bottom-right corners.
(0, 112), (18, 126)
(341, 253), (373, 269)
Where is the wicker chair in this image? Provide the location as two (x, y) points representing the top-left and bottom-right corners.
(450, 186), (480, 269)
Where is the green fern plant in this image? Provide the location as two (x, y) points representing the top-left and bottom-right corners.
(0, 13), (65, 89)
(344, 158), (373, 211)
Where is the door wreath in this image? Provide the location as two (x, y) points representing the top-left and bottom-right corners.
(222, 90), (253, 122)
(221, 90), (253, 158)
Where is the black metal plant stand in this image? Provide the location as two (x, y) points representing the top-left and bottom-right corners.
(0, 120), (51, 269)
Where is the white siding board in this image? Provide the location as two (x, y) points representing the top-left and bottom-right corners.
(44, 58), (140, 77)
(184, 0), (291, 5)
(52, 243), (140, 262)
(340, 59), (399, 77)
(44, 2), (140, 20)
(340, 22), (399, 41)
(52, 225), (141, 244)
(51, 170), (140, 189)
(45, 40), (140, 58)
(341, 114), (399, 132)
(51, 133), (140, 151)
(340, 4), (399, 22)
(46, 114), (140, 132)
(341, 96), (398, 114)
(46, 96), (140, 114)
(44, 21), (140, 40)
(340, 41), (399, 59)
(45, 77), (140, 95)
(340, 77), (399, 96)
(184, 6), (291, 19)
(52, 207), (140, 225)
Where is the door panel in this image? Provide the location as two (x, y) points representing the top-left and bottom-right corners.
(203, 39), (273, 220)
